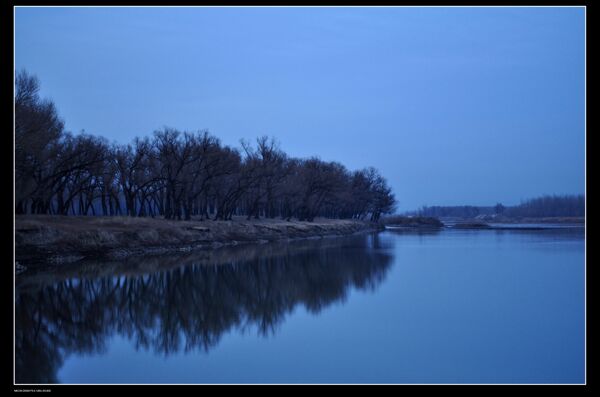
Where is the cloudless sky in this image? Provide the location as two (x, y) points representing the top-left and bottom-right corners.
(14, 6), (585, 211)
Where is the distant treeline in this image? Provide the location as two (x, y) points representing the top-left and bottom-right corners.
(504, 195), (585, 218)
(15, 70), (395, 221)
(411, 205), (490, 218)
(410, 194), (584, 219)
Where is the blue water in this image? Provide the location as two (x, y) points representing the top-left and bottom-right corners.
(15, 227), (585, 384)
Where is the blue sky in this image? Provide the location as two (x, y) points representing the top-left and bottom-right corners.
(14, 6), (585, 211)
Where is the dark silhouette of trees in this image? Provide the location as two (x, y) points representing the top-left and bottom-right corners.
(494, 203), (505, 215)
(413, 195), (584, 219)
(54, 133), (108, 216)
(15, 70), (64, 214)
(505, 195), (584, 218)
(14, 70), (396, 222)
(416, 205), (484, 218)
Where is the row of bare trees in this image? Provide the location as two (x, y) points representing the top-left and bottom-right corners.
(15, 70), (396, 221)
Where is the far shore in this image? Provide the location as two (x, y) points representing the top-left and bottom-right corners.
(443, 216), (585, 224)
(382, 215), (585, 231)
(15, 215), (383, 268)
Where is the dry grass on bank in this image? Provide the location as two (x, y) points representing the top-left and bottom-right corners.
(15, 215), (378, 263)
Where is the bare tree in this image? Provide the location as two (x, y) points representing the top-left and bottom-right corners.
(15, 71), (397, 221)
(15, 70), (64, 214)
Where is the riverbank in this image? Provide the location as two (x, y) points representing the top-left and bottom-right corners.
(382, 216), (585, 231)
(381, 216), (444, 228)
(447, 218), (585, 230)
(445, 216), (585, 224)
(15, 215), (382, 267)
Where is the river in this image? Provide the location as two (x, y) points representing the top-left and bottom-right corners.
(14, 226), (585, 384)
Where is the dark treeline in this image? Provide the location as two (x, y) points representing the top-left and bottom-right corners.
(504, 194), (585, 218)
(412, 205), (491, 218)
(15, 235), (392, 383)
(409, 194), (584, 219)
(15, 70), (395, 222)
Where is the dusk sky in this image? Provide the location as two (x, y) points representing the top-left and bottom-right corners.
(14, 6), (585, 211)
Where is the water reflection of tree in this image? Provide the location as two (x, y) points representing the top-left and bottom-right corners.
(15, 235), (392, 383)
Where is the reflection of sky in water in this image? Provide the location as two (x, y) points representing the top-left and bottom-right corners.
(16, 230), (584, 384)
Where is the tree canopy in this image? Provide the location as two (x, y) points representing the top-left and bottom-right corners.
(15, 70), (396, 222)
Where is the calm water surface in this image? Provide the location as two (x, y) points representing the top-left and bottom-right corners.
(15, 227), (585, 384)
